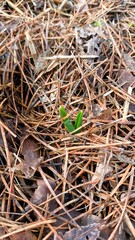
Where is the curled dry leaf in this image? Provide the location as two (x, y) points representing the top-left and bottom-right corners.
(92, 162), (113, 189)
(0, 227), (7, 240)
(98, 109), (112, 120)
(12, 137), (42, 178)
(53, 0), (73, 10)
(0, 20), (19, 34)
(123, 54), (135, 73)
(92, 104), (103, 117)
(30, 179), (56, 206)
(28, 179), (81, 230)
(75, 24), (103, 65)
(32, 0), (44, 10)
(60, 226), (100, 240)
(11, 230), (37, 240)
(115, 223), (128, 240)
(92, 104), (112, 120)
(118, 70), (135, 91)
(21, 137), (43, 178)
(75, 0), (89, 13)
(0, 134), (4, 147)
(129, 103), (135, 113)
(55, 215), (102, 240)
(35, 52), (58, 73)
(118, 70), (135, 112)
(54, 208), (81, 230)
(80, 214), (103, 226)
(25, 179), (57, 212)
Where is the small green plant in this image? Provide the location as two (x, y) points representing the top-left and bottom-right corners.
(92, 19), (104, 27)
(59, 106), (83, 134)
(128, 22), (135, 28)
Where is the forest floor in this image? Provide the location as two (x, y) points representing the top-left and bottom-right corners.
(0, 1), (135, 240)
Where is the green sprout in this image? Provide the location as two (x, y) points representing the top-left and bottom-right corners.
(92, 20), (104, 27)
(59, 106), (83, 134)
(74, 110), (83, 134)
(128, 22), (135, 28)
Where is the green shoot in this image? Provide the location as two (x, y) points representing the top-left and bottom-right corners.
(59, 106), (83, 134)
(63, 118), (75, 133)
(59, 106), (75, 133)
(74, 110), (83, 133)
(59, 105), (67, 119)
(92, 20), (104, 27)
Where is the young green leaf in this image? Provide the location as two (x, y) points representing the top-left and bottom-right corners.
(63, 118), (75, 133)
(59, 106), (67, 119)
(59, 106), (75, 133)
(74, 110), (83, 133)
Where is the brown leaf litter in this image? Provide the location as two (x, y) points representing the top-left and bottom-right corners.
(12, 137), (43, 178)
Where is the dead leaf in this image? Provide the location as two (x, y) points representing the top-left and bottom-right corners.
(21, 137), (43, 178)
(29, 180), (81, 230)
(99, 226), (113, 240)
(92, 105), (112, 120)
(118, 70), (135, 91)
(53, 0), (73, 10)
(92, 162), (113, 189)
(0, 133), (4, 147)
(63, 226), (100, 240)
(121, 191), (135, 202)
(75, 0), (89, 13)
(0, 227), (7, 240)
(99, 108), (112, 120)
(54, 208), (81, 231)
(11, 230), (37, 240)
(30, 179), (56, 205)
(0, 20), (19, 34)
(122, 221), (135, 239)
(35, 51), (66, 73)
(129, 103), (135, 113)
(92, 104), (102, 117)
(55, 214), (102, 240)
(32, 0), (44, 10)
(115, 223), (128, 240)
(81, 215), (111, 240)
(75, 25), (103, 65)
(12, 137), (42, 178)
(81, 214), (103, 226)
(123, 54), (135, 72)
